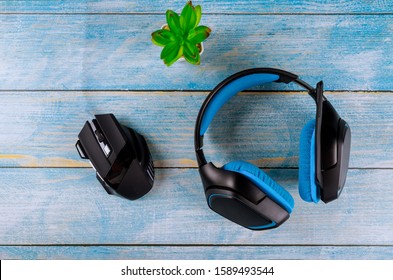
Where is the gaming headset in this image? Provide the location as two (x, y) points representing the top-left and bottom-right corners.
(194, 68), (351, 230)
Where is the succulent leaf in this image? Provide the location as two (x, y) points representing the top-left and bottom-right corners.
(194, 5), (202, 28)
(180, 1), (197, 33)
(183, 41), (200, 65)
(163, 44), (184, 67)
(160, 41), (179, 59)
(188, 25), (211, 44)
(151, 29), (175, 46)
(166, 10), (181, 35)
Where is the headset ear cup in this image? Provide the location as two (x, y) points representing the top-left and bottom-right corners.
(222, 160), (294, 213)
(299, 119), (320, 203)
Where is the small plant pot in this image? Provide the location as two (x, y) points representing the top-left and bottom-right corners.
(161, 24), (204, 61)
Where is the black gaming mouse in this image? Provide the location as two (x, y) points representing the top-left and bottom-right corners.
(76, 114), (154, 200)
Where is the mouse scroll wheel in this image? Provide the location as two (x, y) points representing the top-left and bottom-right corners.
(95, 130), (105, 143)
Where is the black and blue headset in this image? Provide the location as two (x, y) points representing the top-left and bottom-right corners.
(194, 68), (351, 230)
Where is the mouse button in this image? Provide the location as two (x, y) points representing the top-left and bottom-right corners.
(133, 132), (150, 166)
(108, 141), (135, 164)
(78, 122), (111, 176)
(121, 126), (146, 161)
(95, 114), (127, 154)
(122, 126), (139, 157)
(90, 119), (112, 158)
(94, 129), (105, 143)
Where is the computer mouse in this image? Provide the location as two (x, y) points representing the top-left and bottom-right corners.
(76, 114), (154, 200)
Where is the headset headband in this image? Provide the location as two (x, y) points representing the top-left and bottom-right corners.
(194, 68), (318, 166)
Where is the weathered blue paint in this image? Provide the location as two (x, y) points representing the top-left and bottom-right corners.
(0, 91), (391, 168)
(0, 1), (391, 260)
(0, 168), (391, 246)
(1, 1), (392, 14)
(0, 15), (392, 90)
(1, 246), (392, 260)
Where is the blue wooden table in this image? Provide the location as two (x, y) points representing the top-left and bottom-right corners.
(1, 1), (392, 259)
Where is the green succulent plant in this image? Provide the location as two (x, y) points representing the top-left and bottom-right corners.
(151, 1), (211, 66)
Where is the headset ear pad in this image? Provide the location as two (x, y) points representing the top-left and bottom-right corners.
(222, 160), (294, 213)
(299, 119), (320, 203)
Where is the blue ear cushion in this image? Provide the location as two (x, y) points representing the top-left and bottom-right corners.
(299, 119), (320, 203)
(222, 160), (294, 213)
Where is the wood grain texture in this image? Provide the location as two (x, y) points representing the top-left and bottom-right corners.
(0, 168), (391, 246)
(1, 0), (391, 261)
(1, 1), (392, 14)
(0, 91), (391, 168)
(1, 246), (392, 260)
(1, 14), (392, 90)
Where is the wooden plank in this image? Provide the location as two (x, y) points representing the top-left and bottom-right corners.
(1, 245), (392, 260)
(1, 1), (392, 14)
(0, 168), (391, 245)
(0, 14), (392, 90)
(0, 91), (391, 168)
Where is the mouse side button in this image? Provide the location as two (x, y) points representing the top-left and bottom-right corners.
(75, 140), (88, 159)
